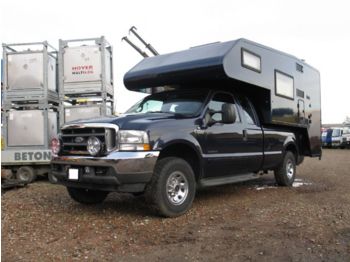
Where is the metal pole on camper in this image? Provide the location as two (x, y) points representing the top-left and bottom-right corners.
(129, 26), (159, 56)
(121, 36), (149, 58)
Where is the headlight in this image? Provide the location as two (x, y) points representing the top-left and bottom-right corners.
(51, 138), (61, 156)
(118, 130), (150, 151)
(87, 136), (102, 156)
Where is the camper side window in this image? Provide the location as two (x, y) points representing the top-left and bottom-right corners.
(241, 48), (261, 73)
(275, 70), (294, 100)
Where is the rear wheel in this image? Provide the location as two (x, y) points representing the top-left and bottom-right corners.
(16, 166), (36, 183)
(67, 187), (109, 204)
(274, 151), (296, 186)
(145, 157), (196, 217)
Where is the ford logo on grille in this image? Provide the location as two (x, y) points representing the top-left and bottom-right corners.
(74, 137), (85, 143)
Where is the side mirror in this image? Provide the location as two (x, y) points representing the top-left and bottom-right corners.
(221, 103), (236, 124)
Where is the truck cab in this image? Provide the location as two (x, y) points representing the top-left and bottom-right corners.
(331, 128), (343, 148)
(340, 127), (350, 148)
(51, 38), (321, 217)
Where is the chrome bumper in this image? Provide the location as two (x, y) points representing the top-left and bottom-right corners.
(52, 151), (159, 174)
(50, 151), (160, 192)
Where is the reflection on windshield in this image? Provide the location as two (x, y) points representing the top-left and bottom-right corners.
(126, 91), (207, 116)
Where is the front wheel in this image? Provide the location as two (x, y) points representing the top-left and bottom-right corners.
(274, 151), (296, 186)
(145, 157), (196, 217)
(67, 187), (109, 204)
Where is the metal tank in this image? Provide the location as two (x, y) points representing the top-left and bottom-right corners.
(58, 36), (115, 126)
(64, 104), (112, 123)
(59, 36), (113, 97)
(2, 41), (58, 104)
(5, 109), (58, 148)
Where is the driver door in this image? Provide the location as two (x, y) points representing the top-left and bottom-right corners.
(201, 92), (252, 178)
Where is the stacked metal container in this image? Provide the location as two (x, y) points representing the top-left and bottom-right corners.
(1, 41), (59, 182)
(58, 36), (114, 126)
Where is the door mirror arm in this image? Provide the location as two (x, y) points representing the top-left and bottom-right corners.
(205, 109), (221, 127)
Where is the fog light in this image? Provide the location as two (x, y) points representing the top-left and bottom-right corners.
(87, 136), (101, 156)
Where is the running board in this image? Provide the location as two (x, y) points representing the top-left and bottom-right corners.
(199, 173), (260, 187)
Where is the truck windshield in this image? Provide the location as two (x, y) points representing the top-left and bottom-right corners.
(332, 129), (341, 137)
(126, 91), (207, 116)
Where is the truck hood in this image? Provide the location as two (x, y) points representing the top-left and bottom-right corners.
(64, 113), (184, 130)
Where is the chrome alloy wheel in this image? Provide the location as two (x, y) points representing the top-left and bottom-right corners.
(166, 171), (189, 205)
(286, 160), (294, 179)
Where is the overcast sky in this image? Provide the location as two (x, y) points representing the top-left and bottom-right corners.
(1, 0), (349, 124)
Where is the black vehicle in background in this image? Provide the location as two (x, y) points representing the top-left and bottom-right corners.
(50, 38), (321, 217)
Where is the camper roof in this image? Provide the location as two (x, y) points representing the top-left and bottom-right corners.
(123, 38), (315, 90)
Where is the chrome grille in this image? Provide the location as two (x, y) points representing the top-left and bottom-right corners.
(60, 125), (117, 155)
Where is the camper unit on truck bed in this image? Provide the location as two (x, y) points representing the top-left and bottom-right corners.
(51, 38), (321, 217)
(124, 38), (321, 157)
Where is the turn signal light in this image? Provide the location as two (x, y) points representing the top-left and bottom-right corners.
(143, 144), (151, 151)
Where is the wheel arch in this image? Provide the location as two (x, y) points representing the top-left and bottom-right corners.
(157, 140), (203, 181)
(283, 138), (299, 164)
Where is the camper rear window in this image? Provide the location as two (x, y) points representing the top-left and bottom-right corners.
(275, 70), (294, 100)
(241, 48), (261, 73)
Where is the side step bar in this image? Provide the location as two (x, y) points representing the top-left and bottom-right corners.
(199, 173), (260, 187)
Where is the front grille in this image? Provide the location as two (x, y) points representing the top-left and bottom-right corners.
(61, 127), (116, 155)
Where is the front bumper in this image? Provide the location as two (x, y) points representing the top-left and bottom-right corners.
(341, 141), (350, 147)
(50, 151), (159, 192)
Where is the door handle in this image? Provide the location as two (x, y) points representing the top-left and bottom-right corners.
(243, 129), (248, 141)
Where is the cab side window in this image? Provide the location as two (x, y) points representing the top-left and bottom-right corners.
(208, 93), (239, 122)
(238, 97), (257, 125)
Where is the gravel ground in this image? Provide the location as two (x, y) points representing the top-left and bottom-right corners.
(2, 149), (350, 261)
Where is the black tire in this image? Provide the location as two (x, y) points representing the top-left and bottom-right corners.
(48, 172), (58, 184)
(274, 151), (296, 186)
(16, 166), (37, 183)
(145, 157), (196, 217)
(67, 187), (109, 204)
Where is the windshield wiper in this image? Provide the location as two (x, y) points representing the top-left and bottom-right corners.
(148, 110), (179, 114)
(147, 111), (192, 117)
